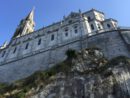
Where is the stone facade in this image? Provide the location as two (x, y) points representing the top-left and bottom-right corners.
(0, 9), (130, 83)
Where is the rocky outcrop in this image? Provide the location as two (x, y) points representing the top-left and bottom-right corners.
(0, 48), (130, 98)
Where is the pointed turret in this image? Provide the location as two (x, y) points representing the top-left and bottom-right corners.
(12, 8), (35, 39)
(26, 7), (35, 25)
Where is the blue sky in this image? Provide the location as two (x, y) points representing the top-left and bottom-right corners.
(0, 0), (130, 45)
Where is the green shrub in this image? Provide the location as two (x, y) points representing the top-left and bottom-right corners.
(0, 83), (7, 89)
(12, 91), (25, 98)
(65, 49), (77, 59)
(0, 50), (77, 97)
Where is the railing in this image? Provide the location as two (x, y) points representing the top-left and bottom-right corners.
(118, 26), (130, 30)
(87, 28), (117, 36)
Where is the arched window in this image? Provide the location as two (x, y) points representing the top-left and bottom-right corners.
(38, 38), (41, 45)
(88, 16), (91, 21)
(25, 43), (29, 49)
(51, 34), (55, 41)
(107, 24), (111, 28)
(74, 25), (78, 34)
(64, 28), (68, 37)
(65, 32), (68, 37)
(13, 47), (17, 54)
(97, 24), (101, 30)
(75, 29), (78, 34)
(91, 24), (94, 30)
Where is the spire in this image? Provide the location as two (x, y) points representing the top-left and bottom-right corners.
(26, 7), (35, 21)
(12, 8), (35, 39)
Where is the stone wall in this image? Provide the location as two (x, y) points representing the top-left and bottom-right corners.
(0, 30), (130, 83)
(87, 31), (130, 58)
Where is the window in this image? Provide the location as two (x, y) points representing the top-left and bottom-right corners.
(38, 38), (41, 45)
(2, 51), (6, 57)
(25, 43), (29, 49)
(75, 29), (78, 34)
(91, 24), (94, 30)
(65, 28), (68, 37)
(88, 16), (91, 21)
(107, 24), (111, 28)
(13, 47), (17, 54)
(97, 24), (101, 30)
(65, 32), (68, 37)
(74, 25), (78, 34)
(51, 34), (54, 41)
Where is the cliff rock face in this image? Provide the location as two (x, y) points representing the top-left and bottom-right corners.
(1, 48), (130, 98)
(30, 49), (130, 98)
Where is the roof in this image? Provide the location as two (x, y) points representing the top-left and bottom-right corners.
(83, 8), (105, 15)
(103, 18), (118, 22)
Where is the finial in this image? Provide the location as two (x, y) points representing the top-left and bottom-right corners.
(79, 9), (82, 13)
(91, 8), (95, 11)
(79, 9), (82, 18)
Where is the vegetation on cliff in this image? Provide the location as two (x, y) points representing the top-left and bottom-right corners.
(0, 48), (130, 98)
(0, 49), (78, 98)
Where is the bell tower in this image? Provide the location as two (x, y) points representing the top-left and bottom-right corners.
(12, 8), (35, 39)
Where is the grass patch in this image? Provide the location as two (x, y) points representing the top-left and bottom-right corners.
(0, 49), (77, 97)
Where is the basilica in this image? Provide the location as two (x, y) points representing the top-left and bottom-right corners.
(0, 8), (130, 83)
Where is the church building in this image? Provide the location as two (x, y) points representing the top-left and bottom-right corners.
(0, 8), (130, 83)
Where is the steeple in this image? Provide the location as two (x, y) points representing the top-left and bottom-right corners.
(12, 8), (35, 39)
(26, 7), (35, 23)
